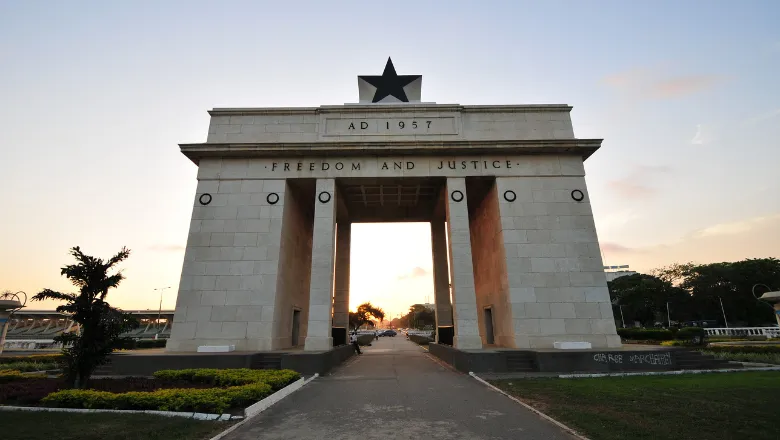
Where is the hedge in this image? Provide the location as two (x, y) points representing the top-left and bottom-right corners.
(152, 369), (300, 391)
(704, 345), (780, 355)
(408, 334), (433, 346)
(41, 382), (272, 413)
(617, 328), (675, 341)
(0, 370), (45, 384)
(0, 361), (60, 372)
(0, 354), (62, 365)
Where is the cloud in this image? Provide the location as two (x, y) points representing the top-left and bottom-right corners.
(603, 69), (728, 99)
(396, 266), (429, 280)
(690, 124), (716, 145)
(740, 108), (780, 127)
(649, 76), (726, 98)
(147, 244), (186, 252)
(606, 164), (672, 199)
(690, 214), (780, 239)
(604, 213), (780, 274)
(601, 242), (639, 254)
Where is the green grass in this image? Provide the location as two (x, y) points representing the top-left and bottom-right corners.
(490, 372), (780, 440)
(701, 351), (780, 365)
(0, 411), (233, 440)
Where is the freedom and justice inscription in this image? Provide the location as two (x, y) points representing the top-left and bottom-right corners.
(323, 117), (457, 136)
(201, 156), (579, 180)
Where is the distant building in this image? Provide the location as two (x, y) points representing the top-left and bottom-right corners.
(604, 265), (638, 282)
(414, 303), (435, 311)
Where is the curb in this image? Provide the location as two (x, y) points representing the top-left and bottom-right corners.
(207, 374), (318, 440)
(468, 372), (590, 440)
(0, 405), (233, 421)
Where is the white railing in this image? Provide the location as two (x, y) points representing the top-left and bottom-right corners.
(705, 327), (780, 338)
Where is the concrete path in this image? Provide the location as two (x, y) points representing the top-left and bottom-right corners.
(225, 336), (574, 440)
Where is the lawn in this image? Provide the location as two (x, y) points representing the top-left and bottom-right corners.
(490, 372), (780, 440)
(0, 411), (232, 440)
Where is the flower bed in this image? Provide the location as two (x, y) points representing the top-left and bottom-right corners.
(36, 368), (300, 414)
(1, 376), (211, 406)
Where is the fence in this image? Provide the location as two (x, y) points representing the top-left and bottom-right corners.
(704, 327), (779, 338)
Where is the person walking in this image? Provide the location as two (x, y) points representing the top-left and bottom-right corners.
(350, 331), (362, 355)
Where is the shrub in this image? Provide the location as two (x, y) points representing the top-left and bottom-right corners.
(0, 361), (59, 372)
(704, 345), (780, 354)
(408, 334), (433, 345)
(0, 354), (62, 365)
(135, 339), (167, 349)
(41, 382), (273, 413)
(701, 350), (780, 365)
(617, 328), (675, 341)
(0, 369), (46, 384)
(152, 368), (300, 391)
(674, 327), (707, 346)
(0, 370), (26, 384)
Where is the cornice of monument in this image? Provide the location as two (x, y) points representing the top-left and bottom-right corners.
(207, 104), (573, 116)
(179, 138), (602, 164)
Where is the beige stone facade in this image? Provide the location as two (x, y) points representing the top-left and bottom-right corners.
(167, 103), (621, 352)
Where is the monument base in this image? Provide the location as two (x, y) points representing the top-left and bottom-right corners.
(428, 343), (739, 374)
(99, 345), (355, 376)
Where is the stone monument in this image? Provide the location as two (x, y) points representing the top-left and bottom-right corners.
(167, 58), (621, 353)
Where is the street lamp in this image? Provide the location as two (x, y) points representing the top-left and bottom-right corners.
(718, 297), (729, 329)
(153, 287), (172, 330)
(619, 305), (626, 328)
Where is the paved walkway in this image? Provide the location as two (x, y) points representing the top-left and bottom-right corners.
(225, 336), (574, 440)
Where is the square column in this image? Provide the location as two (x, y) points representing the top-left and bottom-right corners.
(430, 220), (453, 343)
(332, 222), (351, 344)
(444, 178), (483, 349)
(495, 174), (621, 348)
(304, 179), (337, 351)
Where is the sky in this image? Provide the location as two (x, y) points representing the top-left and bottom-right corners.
(1, 1), (778, 318)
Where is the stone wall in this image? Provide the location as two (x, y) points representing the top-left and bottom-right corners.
(467, 179), (514, 347)
(272, 182), (314, 348)
(168, 168), (289, 351)
(495, 169), (621, 348)
(204, 105), (574, 144)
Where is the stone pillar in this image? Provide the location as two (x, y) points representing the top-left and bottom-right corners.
(332, 222), (351, 345)
(304, 179), (337, 351)
(430, 220), (453, 343)
(444, 178), (483, 349)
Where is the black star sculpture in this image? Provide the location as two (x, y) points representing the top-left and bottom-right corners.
(359, 58), (421, 103)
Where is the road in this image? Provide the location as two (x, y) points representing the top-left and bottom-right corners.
(224, 335), (574, 439)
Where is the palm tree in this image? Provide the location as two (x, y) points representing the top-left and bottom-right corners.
(33, 246), (137, 388)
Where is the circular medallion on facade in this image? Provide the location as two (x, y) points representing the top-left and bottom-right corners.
(451, 190), (464, 202)
(267, 193), (279, 205)
(199, 193), (212, 206)
(571, 190), (585, 202)
(318, 191), (332, 203)
(503, 190), (516, 202)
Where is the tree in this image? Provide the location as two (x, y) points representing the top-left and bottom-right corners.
(657, 258), (780, 326)
(32, 246), (138, 388)
(608, 273), (691, 327)
(349, 302), (385, 330)
(403, 304), (436, 329)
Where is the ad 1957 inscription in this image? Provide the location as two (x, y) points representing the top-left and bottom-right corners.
(323, 117), (457, 136)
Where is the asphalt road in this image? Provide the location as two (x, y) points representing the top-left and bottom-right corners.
(224, 336), (574, 440)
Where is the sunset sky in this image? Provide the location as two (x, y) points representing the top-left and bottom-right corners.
(1, 1), (778, 318)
